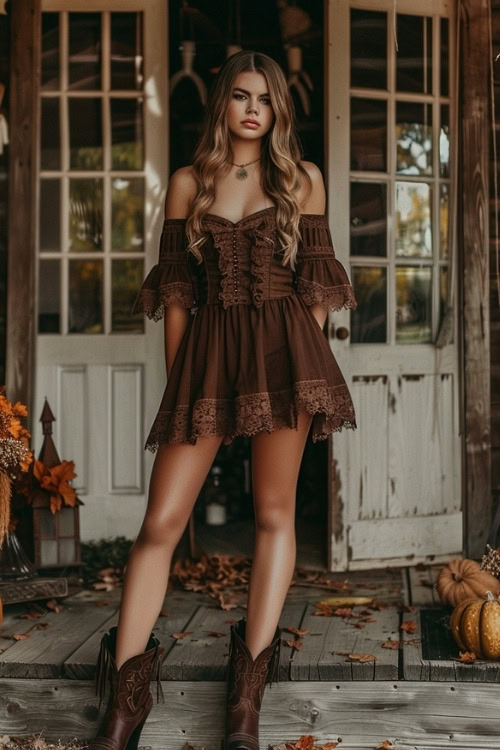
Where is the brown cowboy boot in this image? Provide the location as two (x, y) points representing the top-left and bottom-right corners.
(88, 625), (166, 750)
(222, 617), (281, 750)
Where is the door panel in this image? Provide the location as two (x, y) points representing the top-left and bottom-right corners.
(36, 1), (167, 541)
(327, 0), (462, 570)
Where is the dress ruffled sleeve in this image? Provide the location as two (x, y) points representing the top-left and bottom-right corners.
(294, 214), (357, 311)
(131, 219), (198, 320)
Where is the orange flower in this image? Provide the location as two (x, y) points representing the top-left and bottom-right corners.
(34, 458), (77, 514)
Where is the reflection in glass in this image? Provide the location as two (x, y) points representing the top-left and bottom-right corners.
(395, 182), (432, 257)
(441, 18), (449, 96)
(351, 266), (387, 343)
(112, 178), (144, 250)
(396, 101), (432, 175)
(440, 105), (450, 178)
(68, 12), (101, 90)
(350, 9), (387, 89)
(440, 183), (449, 260)
(69, 179), (103, 252)
(40, 180), (60, 251)
(69, 98), (103, 169)
(58, 507), (75, 536)
(111, 12), (144, 90)
(396, 266), (432, 343)
(111, 98), (144, 170)
(350, 182), (387, 256)
(396, 14), (432, 94)
(351, 98), (387, 172)
(38, 260), (60, 334)
(41, 98), (60, 170)
(112, 260), (145, 333)
(41, 13), (60, 90)
(69, 260), (103, 333)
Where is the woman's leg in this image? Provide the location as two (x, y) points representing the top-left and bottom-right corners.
(246, 409), (313, 659)
(115, 434), (224, 669)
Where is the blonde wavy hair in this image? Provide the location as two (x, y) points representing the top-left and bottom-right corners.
(185, 49), (312, 271)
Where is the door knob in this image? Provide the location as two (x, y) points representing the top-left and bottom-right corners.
(335, 326), (350, 340)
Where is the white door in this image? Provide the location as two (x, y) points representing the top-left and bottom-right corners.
(326, 0), (462, 570)
(35, 0), (168, 547)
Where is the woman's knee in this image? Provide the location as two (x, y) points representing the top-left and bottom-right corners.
(254, 492), (295, 533)
(136, 509), (186, 548)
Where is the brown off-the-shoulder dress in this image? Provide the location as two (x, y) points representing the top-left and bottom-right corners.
(131, 206), (358, 451)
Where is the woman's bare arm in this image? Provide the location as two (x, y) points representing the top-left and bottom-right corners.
(163, 167), (197, 377)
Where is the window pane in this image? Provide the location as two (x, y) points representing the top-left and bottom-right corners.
(69, 260), (103, 333)
(111, 177), (144, 251)
(69, 178), (103, 252)
(350, 182), (387, 257)
(396, 102), (433, 176)
(40, 540), (58, 566)
(350, 266), (387, 343)
(440, 183), (449, 260)
(396, 14), (432, 94)
(350, 9), (387, 90)
(38, 260), (60, 334)
(58, 507), (75, 536)
(111, 98), (144, 170)
(69, 98), (103, 170)
(112, 259), (145, 333)
(41, 13), (60, 91)
(441, 18), (449, 96)
(41, 98), (60, 170)
(68, 12), (101, 90)
(396, 266), (432, 343)
(395, 182), (432, 258)
(351, 98), (387, 172)
(39, 507), (56, 537)
(111, 12), (144, 90)
(440, 104), (450, 178)
(40, 180), (60, 251)
(59, 538), (76, 564)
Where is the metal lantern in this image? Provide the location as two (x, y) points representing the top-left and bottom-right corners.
(31, 399), (83, 570)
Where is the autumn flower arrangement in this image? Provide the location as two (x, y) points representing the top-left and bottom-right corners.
(0, 386), (33, 544)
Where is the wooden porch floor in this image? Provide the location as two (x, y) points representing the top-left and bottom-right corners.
(0, 528), (499, 749)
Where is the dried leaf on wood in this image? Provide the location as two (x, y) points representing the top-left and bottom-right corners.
(375, 742), (394, 749)
(205, 631), (226, 638)
(400, 620), (417, 633)
(451, 651), (477, 663)
(12, 633), (30, 640)
(45, 599), (61, 613)
(346, 652), (376, 662)
(171, 631), (193, 639)
(285, 627), (309, 636)
(34, 622), (50, 630)
(382, 640), (400, 649)
(283, 638), (303, 650)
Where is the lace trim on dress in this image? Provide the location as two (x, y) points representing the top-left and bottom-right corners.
(134, 278), (197, 321)
(144, 380), (356, 451)
(295, 277), (358, 311)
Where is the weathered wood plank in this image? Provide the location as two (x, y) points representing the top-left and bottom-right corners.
(460, 0), (492, 558)
(291, 602), (399, 680)
(0, 591), (119, 678)
(2, 679), (500, 749)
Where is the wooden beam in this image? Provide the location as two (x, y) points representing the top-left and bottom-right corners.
(5, 0), (40, 429)
(459, 0), (492, 558)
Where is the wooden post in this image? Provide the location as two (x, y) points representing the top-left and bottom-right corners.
(5, 0), (40, 430)
(459, 0), (492, 558)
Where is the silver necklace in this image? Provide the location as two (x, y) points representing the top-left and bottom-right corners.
(229, 157), (261, 180)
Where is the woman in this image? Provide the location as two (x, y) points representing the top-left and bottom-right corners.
(88, 50), (357, 750)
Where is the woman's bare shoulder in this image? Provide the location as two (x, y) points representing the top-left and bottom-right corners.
(164, 166), (198, 219)
(297, 160), (326, 214)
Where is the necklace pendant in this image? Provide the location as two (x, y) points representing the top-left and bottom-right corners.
(235, 167), (248, 180)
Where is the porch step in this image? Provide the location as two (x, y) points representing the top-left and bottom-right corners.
(1, 678), (500, 749)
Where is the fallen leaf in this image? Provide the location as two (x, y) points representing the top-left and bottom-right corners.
(375, 741), (394, 749)
(382, 640), (400, 649)
(12, 633), (30, 640)
(205, 631), (226, 638)
(285, 627), (309, 636)
(45, 599), (61, 613)
(451, 651), (477, 663)
(283, 639), (303, 650)
(400, 620), (417, 633)
(171, 632), (193, 639)
(346, 652), (376, 662)
(34, 622), (50, 630)
(159, 610), (169, 617)
(18, 611), (43, 620)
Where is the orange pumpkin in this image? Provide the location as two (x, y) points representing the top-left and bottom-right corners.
(436, 558), (500, 607)
(450, 591), (500, 660)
